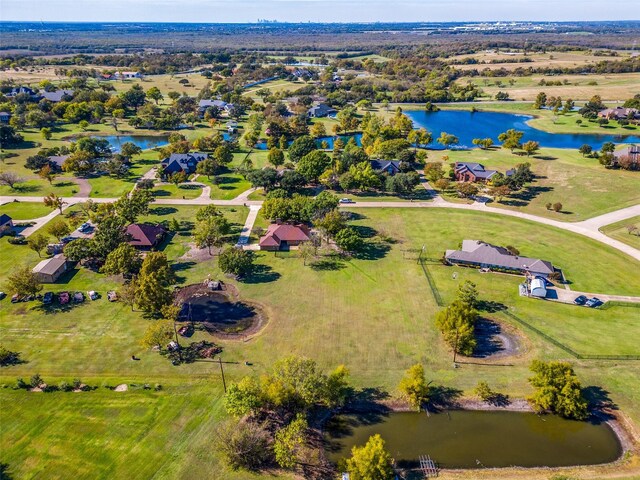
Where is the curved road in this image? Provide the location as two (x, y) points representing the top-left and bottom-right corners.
(2, 192), (639, 262)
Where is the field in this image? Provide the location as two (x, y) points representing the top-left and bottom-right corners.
(1, 207), (639, 479)
(456, 72), (640, 102)
(601, 215), (640, 250)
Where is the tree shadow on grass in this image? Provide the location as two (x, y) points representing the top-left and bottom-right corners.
(149, 206), (178, 216)
(351, 225), (378, 239)
(171, 261), (197, 282)
(353, 241), (390, 261)
(0, 462), (14, 480)
(427, 385), (463, 411)
(241, 264), (281, 284)
(310, 257), (346, 271)
(12, 184), (41, 194)
(583, 386), (618, 422)
(498, 185), (553, 208)
(477, 300), (508, 313)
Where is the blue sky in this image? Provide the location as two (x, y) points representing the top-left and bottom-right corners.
(2, 0), (639, 22)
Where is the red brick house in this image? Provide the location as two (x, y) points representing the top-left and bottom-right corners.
(454, 162), (514, 183)
(259, 223), (311, 251)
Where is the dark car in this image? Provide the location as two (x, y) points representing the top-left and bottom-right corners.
(43, 292), (54, 305)
(573, 295), (588, 305)
(585, 297), (602, 308)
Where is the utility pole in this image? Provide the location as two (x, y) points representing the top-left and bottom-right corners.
(218, 356), (227, 393)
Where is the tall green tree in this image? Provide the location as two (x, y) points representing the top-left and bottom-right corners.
(101, 243), (142, 276)
(274, 414), (308, 469)
(194, 215), (231, 254)
(398, 363), (429, 410)
(135, 252), (176, 314)
(528, 360), (588, 420)
(435, 300), (478, 356)
(5, 266), (42, 296)
(345, 434), (394, 480)
(27, 234), (49, 258)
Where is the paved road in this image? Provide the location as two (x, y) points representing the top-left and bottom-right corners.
(2, 194), (639, 261)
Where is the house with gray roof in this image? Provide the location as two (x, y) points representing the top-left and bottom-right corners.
(445, 240), (555, 277)
(307, 103), (337, 118)
(40, 89), (74, 103)
(0, 111), (11, 123)
(32, 254), (70, 283)
(370, 159), (402, 175)
(160, 152), (208, 175)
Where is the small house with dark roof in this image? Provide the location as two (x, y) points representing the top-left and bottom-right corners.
(454, 162), (513, 183)
(126, 223), (166, 250)
(32, 254), (69, 283)
(259, 223), (311, 251)
(445, 240), (555, 277)
(160, 152), (208, 175)
(307, 103), (337, 118)
(0, 111), (11, 123)
(370, 160), (402, 176)
(0, 213), (13, 236)
(40, 89), (74, 103)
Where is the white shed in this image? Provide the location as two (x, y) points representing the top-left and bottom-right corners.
(530, 277), (547, 298)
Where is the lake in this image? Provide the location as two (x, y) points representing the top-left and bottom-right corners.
(406, 110), (640, 150)
(325, 410), (622, 469)
(97, 135), (169, 153)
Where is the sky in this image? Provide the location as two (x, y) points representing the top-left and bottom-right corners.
(2, 0), (639, 23)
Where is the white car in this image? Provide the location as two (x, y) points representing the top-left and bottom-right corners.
(339, 198), (355, 204)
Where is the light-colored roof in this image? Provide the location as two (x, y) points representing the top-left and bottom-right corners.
(33, 254), (67, 276)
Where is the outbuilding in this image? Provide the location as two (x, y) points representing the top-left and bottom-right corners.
(32, 254), (69, 283)
(530, 277), (547, 298)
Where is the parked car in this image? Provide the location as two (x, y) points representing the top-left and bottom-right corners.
(73, 292), (85, 303)
(0, 291), (6, 301)
(77, 222), (92, 233)
(11, 293), (21, 303)
(107, 291), (118, 302)
(43, 292), (54, 305)
(573, 295), (588, 305)
(339, 198), (355, 204)
(61, 236), (76, 244)
(59, 291), (70, 305)
(88, 290), (98, 301)
(585, 297), (602, 308)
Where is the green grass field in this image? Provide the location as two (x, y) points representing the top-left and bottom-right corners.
(1, 207), (639, 479)
(0, 202), (53, 220)
(601, 215), (640, 250)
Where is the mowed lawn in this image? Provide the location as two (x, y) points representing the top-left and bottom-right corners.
(0, 202), (54, 220)
(601, 215), (640, 250)
(443, 147), (640, 221)
(1, 208), (639, 479)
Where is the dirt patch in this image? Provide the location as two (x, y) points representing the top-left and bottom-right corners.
(178, 242), (224, 263)
(470, 317), (524, 360)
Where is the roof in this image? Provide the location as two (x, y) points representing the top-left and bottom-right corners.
(308, 103), (337, 116)
(531, 277), (547, 290)
(454, 162), (498, 180)
(370, 160), (401, 172)
(126, 223), (166, 247)
(161, 152), (208, 173)
(445, 240), (554, 275)
(40, 89), (74, 102)
(259, 223), (311, 247)
(0, 213), (12, 225)
(199, 99), (227, 108)
(614, 145), (639, 160)
(48, 155), (70, 167)
(0, 111), (11, 116)
(33, 254), (68, 275)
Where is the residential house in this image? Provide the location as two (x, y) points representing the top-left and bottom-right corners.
(0, 213), (13, 236)
(370, 160), (402, 176)
(40, 89), (74, 103)
(598, 107), (639, 121)
(307, 103), (337, 118)
(126, 223), (167, 250)
(454, 162), (513, 183)
(6, 86), (38, 98)
(259, 223), (311, 251)
(32, 254), (70, 283)
(0, 111), (11, 123)
(613, 145), (639, 168)
(114, 71), (142, 80)
(445, 240), (555, 277)
(47, 155), (70, 172)
(160, 152), (208, 175)
(198, 99), (228, 117)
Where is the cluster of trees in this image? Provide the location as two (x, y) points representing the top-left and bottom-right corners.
(218, 356), (351, 473)
(528, 360), (588, 420)
(435, 281), (479, 356)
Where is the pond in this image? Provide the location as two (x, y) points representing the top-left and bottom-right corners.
(96, 135), (169, 153)
(180, 291), (260, 335)
(325, 410), (621, 469)
(406, 110), (640, 150)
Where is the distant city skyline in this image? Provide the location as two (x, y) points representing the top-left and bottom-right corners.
(2, 0), (639, 23)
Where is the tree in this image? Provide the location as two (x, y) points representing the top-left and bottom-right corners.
(0, 125), (23, 148)
(498, 129), (524, 152)
(225, 377), (264, 417)
(528, 360), (588, 420)
(136, 252), (176, 314)
(533, 92), (547, 109)
(195, 204), (221, 222)
(5, 266), (42, 296)
(213, 145), (234, 165)
(345, 434), (394, 480)
(169, 171), (188, 185)
(92, 216), (127, 259)
(119, 280), (138, 311)
(214, 419), (272, 471)
(146, 86), (164, 105)
(0, 172), (24, 190)
(195, 158), (219, 179)
(63, 238), (94, 263)
(434, 178), (450, 191)
(288, 136), (317, 163)
(41, 127), (52, 140)
(26, 154), (50, 171)
(334, 227), (363, 253)
(114, 189), (154, 224)
(120, 84), (146, 109)
(280, 170), (306, 193)
(43, 193), (67, 214)
(140, 320), (174, 349)
(247, 168), (279, 192)
(552, 202), (563, 213)
(46, 218), (71, 241)
(579, 144), (593, 157)
(27, 234), (49, 258)
(435, 300), (478, 356)
(0, 345), (21, 367)
(38, 164), (57, 185)
(398, 363), (429, 410)
(297, 150), (330, 182)
(274, 414), (308, 469)
(120, 142), (143, 159)
(267, 147), (285, 168)
(456, 182), (479, 199)
(324, 364), (351, 408)
(436, 132), (459, 149)
(102, 243), (142, 276)
(218, 247), (254, 278)
(488, 185), (511, 202)
(522, 141), (540, 157)
(79, 120), (90, 131)
(314, 209), (346, 239)
(456, 280), (479, 308)
(194, 215), (231, 254)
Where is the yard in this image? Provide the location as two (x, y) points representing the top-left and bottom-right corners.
(601, 215), (640, 250)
